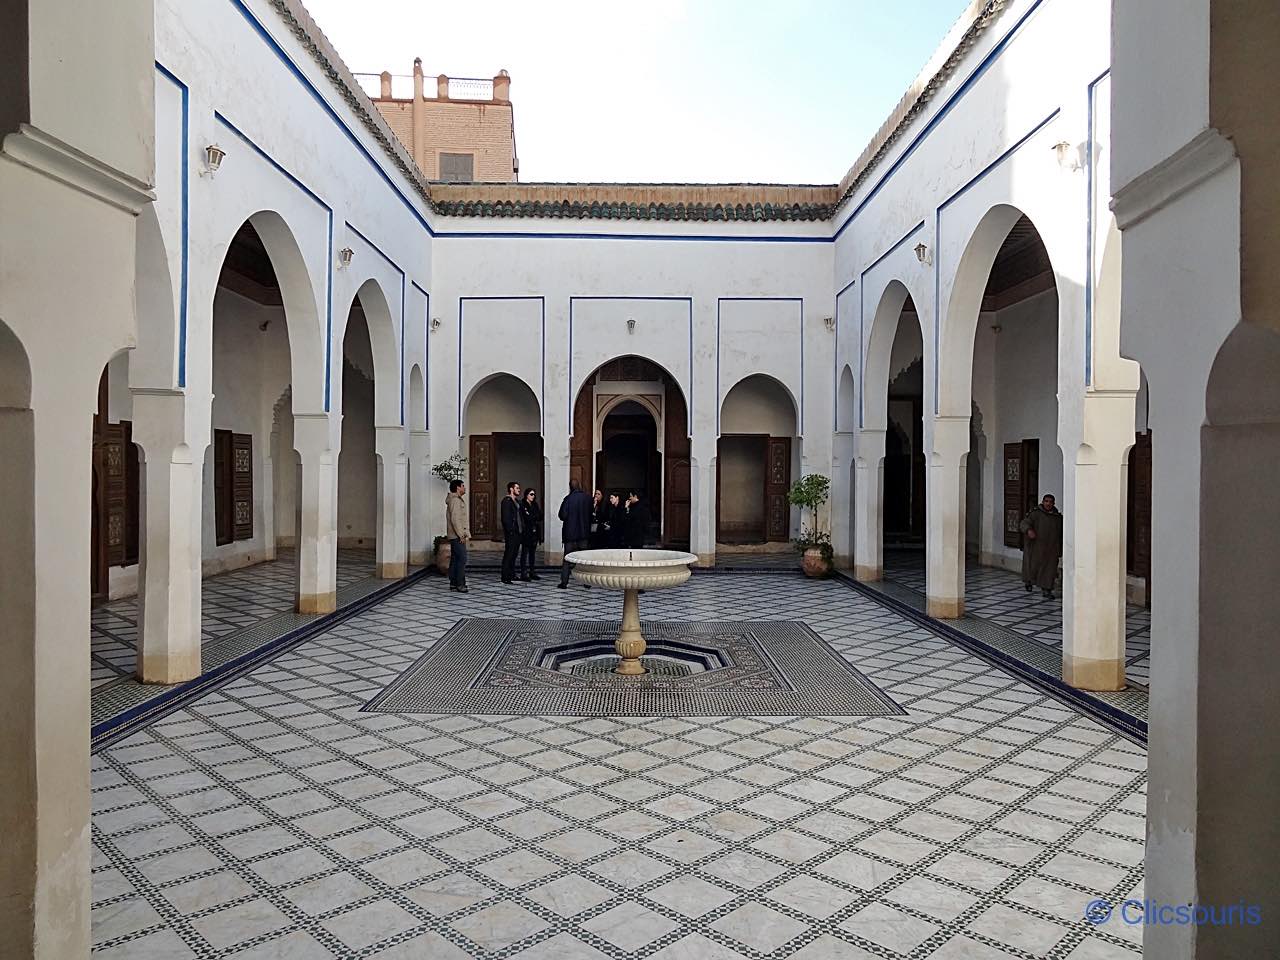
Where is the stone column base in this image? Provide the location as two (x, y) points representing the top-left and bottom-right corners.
(1062, 653), (1125, 691)
(546, 552), (564, 565)
(927, 597), (965, 619)
(137, 652), (201, 685)
(298, 592), (337, 614)
(854, 564), (883, 582)
(408, 550), (429, 565)
(695, 552), (715, 568)
(376, 562), (408, 580)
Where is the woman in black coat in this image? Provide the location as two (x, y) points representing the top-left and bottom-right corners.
(624, 492), (650, 548)
(590, 489), (609, 548)
(518, 488), (543, 580)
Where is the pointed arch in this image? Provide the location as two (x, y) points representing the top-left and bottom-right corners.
(864, 279), (927, 431)
(836, 364), (856, 434)
(340, 278), (400, 428)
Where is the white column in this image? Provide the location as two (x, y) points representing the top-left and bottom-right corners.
(830, 432), (855, 568)
(925, 415), (968, 618)
(852, 428), (886, 581)
(132, 390), (207, 683)
(374, 426), (409, 579)
(1061, 392), (1135, 690)
(543, 437), (569, 564)
(408, 429), (431, 564)
(689, 440), (716, 566)
(294, 414), (339, 612)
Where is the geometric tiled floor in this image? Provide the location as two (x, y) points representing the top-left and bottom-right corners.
(92, 572), (1145, 958)
(883, 551), (1152, 689)
(90, 548), (378, 692)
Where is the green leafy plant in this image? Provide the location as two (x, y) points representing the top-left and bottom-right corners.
(430, 453), (468, 485)
(788, 474), (833, 567)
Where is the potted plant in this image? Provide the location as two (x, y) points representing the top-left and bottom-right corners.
(430, 453), (467, 575)
(432, 535), (451, 576)
(788, 473), (833, 578)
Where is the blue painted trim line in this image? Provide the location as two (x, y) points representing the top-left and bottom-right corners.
(155, 63), (189, 388)
(715, 298), (805, 434)
(931, 107), (1061, 412)
(225, 0), (434, 236)
(832, 0), (1049, 242)
(214, 110), (336, 410)
(836, 573), (1146, 745)
(567, 297), (695, 438)
(91, 568), (432, 753)
(345, 220), (409, 425)
(1084, 68), (1109, 387)
(834, 278), (857, 429)
(410, 282), (430, 426)
(458, 297), (547, 436)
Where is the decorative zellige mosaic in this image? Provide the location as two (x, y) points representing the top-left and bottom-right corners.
(364, 619), (905, 718)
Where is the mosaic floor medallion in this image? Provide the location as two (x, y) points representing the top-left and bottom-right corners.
(363, 618), (904, 717)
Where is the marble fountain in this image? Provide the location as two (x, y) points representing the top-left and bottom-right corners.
(562, 548), (699, 675)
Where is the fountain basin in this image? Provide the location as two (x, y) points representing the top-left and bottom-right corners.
(564, 548), (698, 590)
(563, 549), (698, 675)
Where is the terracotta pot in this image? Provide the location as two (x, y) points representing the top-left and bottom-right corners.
(801, 547), (829, 578)
(434, 541), (451, 576)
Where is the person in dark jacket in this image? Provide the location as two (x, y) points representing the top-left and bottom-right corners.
(518, 488), (543, 581)
(558, 478), (594, 588)
(606, 493), (625, 547)
(623, 491), (650, 548)
(500, 480), (523, 584)
(589, 489), (607, 548)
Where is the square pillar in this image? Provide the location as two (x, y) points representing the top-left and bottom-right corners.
(689, 444), (716, 567)
(375, 425), (409, 579)
(294, 414), (338, 613)
(408, 429), (431, 564)
(853, 428), (886, 581)
(1061, 393), (1135, 691)
(830, 433), (855, 568)
(132, 391), (207, 684)
(925, 415), (968, 618)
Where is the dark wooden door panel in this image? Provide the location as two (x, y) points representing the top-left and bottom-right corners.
(765, 436), (791, 542)
(1003, 441), (1024, 549)
(663, 381), (691, 547)
(232, 432), (253, 542)
(469, 434), (495, 539)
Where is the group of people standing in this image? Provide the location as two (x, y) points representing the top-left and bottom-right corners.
(443, 476), (652, 592)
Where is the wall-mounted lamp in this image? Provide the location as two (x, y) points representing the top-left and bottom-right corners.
(1053, 140), (1082, 172)
(913, 242), (932, 266)
(626, 317), (636, 334)
(201, 143), (226, 177)
(823, 316), (836, 332)
(337, 247), (355, 269)
(430, 316), (443, 332)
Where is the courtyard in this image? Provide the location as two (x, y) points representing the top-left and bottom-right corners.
(90, 568), (1145, 959)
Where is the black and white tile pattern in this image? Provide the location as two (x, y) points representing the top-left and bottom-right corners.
(92, 573), (1145, 958)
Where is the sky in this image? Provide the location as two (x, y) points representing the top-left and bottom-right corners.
(301, 0), (974, 184)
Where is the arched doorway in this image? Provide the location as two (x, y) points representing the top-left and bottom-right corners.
(570, 355), (689, 548)
(882, 301), (924, 549)
(717, 374), (798, 545)
(464, 373), (543, 542)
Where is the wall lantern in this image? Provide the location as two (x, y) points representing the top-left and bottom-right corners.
(201, 143), (226, 177)
(913, 242), (932, 266)
(626, 317), (636, 334)
(430, 316), (443, 332)
(1053, 140), (1082, 171)
(823, 316), (836, 332)
(337, 247), (355, 269)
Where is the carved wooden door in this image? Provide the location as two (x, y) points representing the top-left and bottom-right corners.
(662, 381), (691, 547)
(1003, 442), (1025, 548)
(469, 434), (495, 539)
(765, 436), (791, 542)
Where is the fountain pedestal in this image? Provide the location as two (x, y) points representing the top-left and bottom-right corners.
(563, 549), (699, 676)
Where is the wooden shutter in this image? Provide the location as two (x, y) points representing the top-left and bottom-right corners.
(232, 433), (253, 541)
(214, 430), (232, 545)
(101, 423), (129, 567)
(1128, 431), (1152, 590)
(570, 385), (593, 494)
(123, 420), (140, 565)
(1022, 438), (1040, 517)
(663, 381), (690, 547)
(469, 434), (495, 539)
(765, 436), (791, 542)
(1003, 442), (1025, 548)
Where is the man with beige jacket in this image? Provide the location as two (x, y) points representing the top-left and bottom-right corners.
(445, 479), (471, 592)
